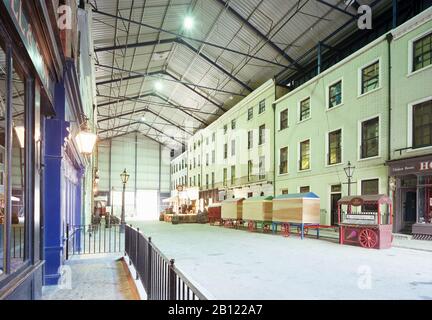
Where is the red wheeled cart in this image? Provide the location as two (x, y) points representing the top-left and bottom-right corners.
(338, 195), (393, 249)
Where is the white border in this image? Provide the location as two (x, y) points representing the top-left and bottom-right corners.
(325, 127), (344, 167)
(326, 77), (344, 111)
(357, 114), (382, 161)
(407, 95), (432, 152)
(357, 57), (382, 98)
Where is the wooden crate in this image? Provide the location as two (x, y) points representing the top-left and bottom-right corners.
(221, 198), (244, 220)
(208, 203), (222, 222)
(243, 196), (273, 221)
(273, 193), (320, 224)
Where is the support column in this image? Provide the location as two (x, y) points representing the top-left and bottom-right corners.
(43, 83), (67, 285)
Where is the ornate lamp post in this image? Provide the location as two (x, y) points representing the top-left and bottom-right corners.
(120, 169), (130, 230)
(343, 161), (356, 196)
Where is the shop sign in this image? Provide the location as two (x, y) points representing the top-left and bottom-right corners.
(389, 157), (432, 176)
(3, 0), (54, 102)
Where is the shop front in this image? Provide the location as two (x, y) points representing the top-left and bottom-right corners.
(0, 0), (61, 299)
(388, 155), (432, 238)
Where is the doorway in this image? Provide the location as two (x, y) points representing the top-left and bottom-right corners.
(403, 190), (417, 230)
(330, 185), (342, 226)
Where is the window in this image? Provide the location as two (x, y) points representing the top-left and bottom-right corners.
(299, 140), (311, 171)
(259, 125), (265, 145)
(231, 165), (236, 185)
(247, 192), (253, 198)
(206, 137), (209, 145)
(328, 129), (342, 165)
(193, 158), (196, 169)
(328, 80), (342, 108)
(280, 147), (288, 174)
(189, 162), (192, 170)
(300, 98), (311, 121)
(198, 140), (201, 147)
(413, 33), (432, 72)
(211, 172), (215, 188)
(212, 132), (215, 142)
(194, 143), (196, 150)
(212, 150), (215, 164)
(248, 107), (253, 120)
(300, 186), (310, 193)
(281, 189), (289, 195)
(223, 124), (228, 135)
(194, 176), (196, 186)
(259, 100), (266, 114)
(231, 140), (235, 156)
(0, 50), (28, 276)
(280, 109), (288, 130)
(361, 61), (380, 94)
(231, 119), (236, 130)
(259, 156), (265, 180)
(361, 117), (379, 158)
(248, 131), (253, 149)
(361, 179), (379, 212)
(198, 155), (201, 167)
(223, 168), (227, 186)
(198, 174), (201, 187)
(248, 160), (253, 182)
(206, 174), (209, 189)
(190, 177), (192, 186)
(223, 144), (228, 159)
(413, 100), (432, 149)
(206, 153), (209, 166)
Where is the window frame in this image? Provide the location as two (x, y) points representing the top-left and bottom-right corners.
(326, 78), (343, 110)
(279, 108), (288, 131)
(358, 115), (381, 160)
(298, 97), (311, 122)
(358, 58), (382, 97)
(407, 97), (432, 153)
(258, 124), (266, 146)
(247, 130), (253, 150)
(247, 107), (254, 121)
(326, 128), (343, 167)
(408, 30), (432, 75)
(258, 99), (266, 114)
(298, 139), (311, 172)
(279, 146), (289, 175)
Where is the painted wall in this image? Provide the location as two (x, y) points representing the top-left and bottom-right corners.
(171, 152), (188, 190)
(97, 133), (171, 217)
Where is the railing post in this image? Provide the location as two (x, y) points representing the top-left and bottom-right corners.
(136, 228), (140, 280)
(66, 223), (69, 260)
(129, 225), (133, 265)
(147, 237), (152, 300)
(169, 259), (177, 300)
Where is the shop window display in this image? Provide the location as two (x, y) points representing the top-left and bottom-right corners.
(417, 175), (432, 224)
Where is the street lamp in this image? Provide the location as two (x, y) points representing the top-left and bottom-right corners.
(120, 169), (130, 230)
(343, 161), (356, 196)
(75, 117), (97, 155)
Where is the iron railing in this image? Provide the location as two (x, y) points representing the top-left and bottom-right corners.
(66, 223), (124, 259)
(125, 225), (207, 300)
(11, 225), (25, 259)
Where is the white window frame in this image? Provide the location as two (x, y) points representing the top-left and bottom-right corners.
(407, 96), (432, 152)
(247, 107), (254, 121)
(298, 138), (312, 172)
(298, 96), (312, 123)
(357, 177), (381, 196)
(258, 99), (266, 115)
(358, 57), (382, 98)
(326, 77), (344, 110)
(325, 127), (344, 167)
(357, 114), (382, 161)
(279, 108), (289, 131)
(231, 139), (236, 157)
(408, 29), (432, 77)
(278, 145), (289, 176)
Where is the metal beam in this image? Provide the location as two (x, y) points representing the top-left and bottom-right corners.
(95, 37), (253, 92)
(95, 64), (245, 97)
(96, 70), (161, 86)
(316, 0), (357, 18)
(99, 130), (169, 147)
(92, 8), (294, 69)
(215, 0), (302, 70)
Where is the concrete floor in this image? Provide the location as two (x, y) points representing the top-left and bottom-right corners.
(130, 221), (432, 300)
(42, 254), (137, 300)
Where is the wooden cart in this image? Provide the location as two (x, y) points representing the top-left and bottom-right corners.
(221, 198), (244, 228)
(338, 195), (393, 249)
(272, 192), (321, 239)
(243, 196), (273, 232)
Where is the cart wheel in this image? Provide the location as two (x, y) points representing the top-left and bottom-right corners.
(296, 227), (309, 236)
(248, 221), (255, 232)
(282, 224), (290, 237)
(359, 229), (378, 248)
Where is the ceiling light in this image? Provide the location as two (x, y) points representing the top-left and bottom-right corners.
(183, 16), (194, 30)
(154, 81), (163, 91)
(141, 116), (146, 122)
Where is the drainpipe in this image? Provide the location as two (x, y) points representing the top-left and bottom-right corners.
(272, 84), (277, 197)
(386, 32), (394, 229)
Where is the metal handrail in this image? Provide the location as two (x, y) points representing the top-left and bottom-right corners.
(125, 224), (207, 300)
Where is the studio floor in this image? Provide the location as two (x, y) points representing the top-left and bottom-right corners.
(129, 220), (432, 300)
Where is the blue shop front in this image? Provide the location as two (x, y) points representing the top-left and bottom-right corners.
(0, 0), (86, 299)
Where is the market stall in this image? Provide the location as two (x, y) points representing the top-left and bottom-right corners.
(272, 192), (321, 239)
(243, 196), (273, 232)
(338, 195), (393, 249)
(208, 203), (222, 225)
(221, 198), (244, 227)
